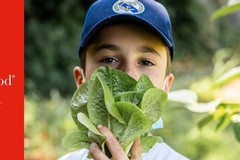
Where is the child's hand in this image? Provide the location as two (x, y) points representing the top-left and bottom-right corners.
(89, 125), (142, 160)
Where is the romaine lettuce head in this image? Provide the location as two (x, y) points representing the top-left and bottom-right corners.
(62, 66), (167, 158)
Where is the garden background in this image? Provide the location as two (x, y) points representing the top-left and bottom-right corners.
(24, 0), (240, 159)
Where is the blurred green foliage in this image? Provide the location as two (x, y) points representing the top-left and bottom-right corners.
(25, 90), (75, 159)
(189, 48), (240, 141)
(24, 0), (240, 159)
(187, 2), (240, 144)
(162, 101), (240, 160)
(25, 0), (88, 97)
(25, 0), (240, 97)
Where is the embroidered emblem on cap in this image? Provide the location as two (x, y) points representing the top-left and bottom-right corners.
(112, 0), (145, 14)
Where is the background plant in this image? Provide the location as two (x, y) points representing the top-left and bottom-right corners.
(169, 0), (240, 143)
(24, 0), (240, 159)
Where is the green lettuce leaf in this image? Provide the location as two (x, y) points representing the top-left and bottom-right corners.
(133, 74), (155, 92)
(141, 88), (168, 125)
(62, 131), (92, 149)
(140, 136), (163, 153)
(114, 101), (150, 152)
(63, 66), (167, 157)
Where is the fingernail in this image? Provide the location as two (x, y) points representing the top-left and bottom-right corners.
(90, 142), (98, 148)
(97, 124), (103, 129)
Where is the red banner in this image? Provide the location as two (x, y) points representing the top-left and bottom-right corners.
(0, 0), (24, 159)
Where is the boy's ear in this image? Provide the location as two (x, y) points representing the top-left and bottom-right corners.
(163, 73), (174, 93)
(73, 66), (85, 88)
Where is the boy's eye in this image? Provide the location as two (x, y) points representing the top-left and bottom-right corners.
(100, 57), (118, 64)
(139, 60), (154, 66)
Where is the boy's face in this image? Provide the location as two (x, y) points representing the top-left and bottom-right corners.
(74, 23), (174, 91)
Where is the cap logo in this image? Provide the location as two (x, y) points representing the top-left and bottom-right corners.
(112, 0), (145, 14)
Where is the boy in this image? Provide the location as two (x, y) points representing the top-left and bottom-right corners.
(60, 0), (188, 159)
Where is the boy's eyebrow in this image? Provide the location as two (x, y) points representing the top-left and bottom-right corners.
(96, 44), (121, 52)
(95, 44), (161, 57)
(138, 46), (161, 57)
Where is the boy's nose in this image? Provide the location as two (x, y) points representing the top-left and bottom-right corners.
(120, 64), (139, 80)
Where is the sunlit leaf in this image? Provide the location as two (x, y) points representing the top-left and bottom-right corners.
(187, 99), (222, 113)
(77, 113), (103, 136)
(168, 89), (198, 104)
(211, 1), (240, 20)
(213, 66), (240, 87)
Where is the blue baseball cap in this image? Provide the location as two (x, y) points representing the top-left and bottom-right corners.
(78, 0), (174, 60)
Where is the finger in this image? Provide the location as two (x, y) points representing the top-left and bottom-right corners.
(97, 125), (128, 159)
(89, 142), (109, 160)
(130, 138), (142, 160)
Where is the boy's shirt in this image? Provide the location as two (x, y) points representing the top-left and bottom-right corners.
(58, 142), (189, 160)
